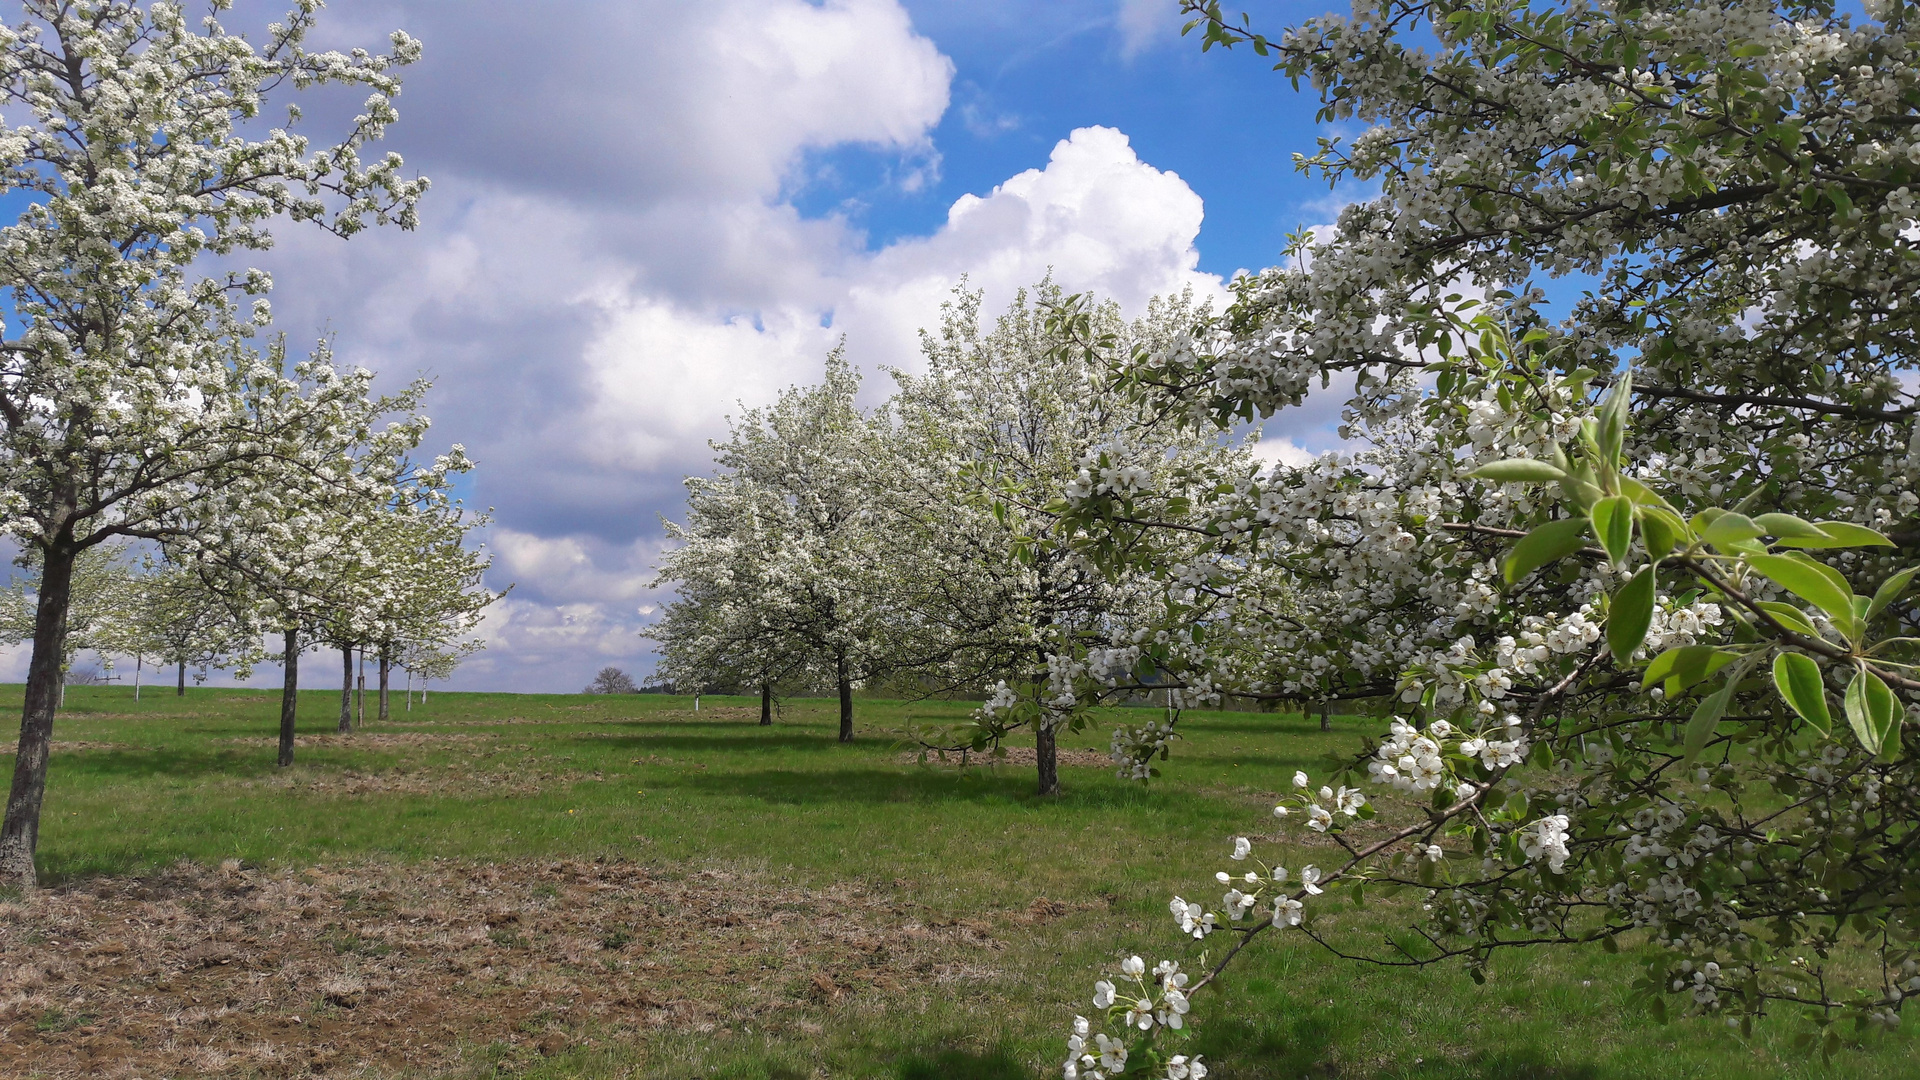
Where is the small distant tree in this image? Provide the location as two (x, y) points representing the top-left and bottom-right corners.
(881, 282), (1246, 794)
(647, 490), (807, 725)
(585, 667), (639, 695)
(360, 504), (500, 722)
(398, 639), (464, 706)
(0, 547), (139, 703)
(652, 353), (902, 742)
(101, 561), (258, 698)
(176, 355), (468, 764)
(62, 665), (110, 687)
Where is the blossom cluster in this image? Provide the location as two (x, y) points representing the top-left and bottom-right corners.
(1064, 956), (1207, 1079)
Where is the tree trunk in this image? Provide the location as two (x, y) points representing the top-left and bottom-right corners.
(338, 646), (353, 734)
(0, 544), (78, 888)
(405, 669), (413, 712)
(1036, 719), (1060, 796)
(760, 681), (772, 725)
(176, 658), (186, 696)
(1320, 699), (1331, 732)
(133, 655), (142, 702)
(836, 651), (853, 743)
(356, 648), (365, 728)
(378, 649), (391, 724)
(279, 629), (300, 768)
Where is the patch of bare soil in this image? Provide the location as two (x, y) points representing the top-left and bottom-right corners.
(0, 859), (1003, 1078)
(662, 706), (760, 721)
(382, 706), (763, 729)
(216, 732), (491, 749)
(901, 746), (1115, 769)
(233, 767), (626, 798)
(0, 740), (140, 755)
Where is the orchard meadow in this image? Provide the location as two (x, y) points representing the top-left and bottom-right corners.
(9, 1), (1920, 1077)
(0, 686), (1911, 1078)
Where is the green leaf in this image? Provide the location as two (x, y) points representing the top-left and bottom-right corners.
(1685, 654), (1756, 764)
(1684, 682), (1732, 764)
(1502, 517), (1592, 584)
(1746, 554), (1857, 626)
(1608, 566), (1656, 663)
(1753, 601), (1820, 637)
(1591, 496), (1634, 564)
(1701, 512), (1764, 549)
(1844, 667), (1898, 758)
(1643, 644), (1708, 689)
(1688, 507), (1728, 535)
(1642, 644), (1734, 694)
(1617, 476), (1676, 510)
(1472, 459), (1569, 483)
(1867, 567), (1919, 621)
(1597, 372), (1632, 462)
(1772, 652), (1832, 738)
(1752, 512), (1828, 540)
(1775, 521), (1897, 549)
(1640, 507), (1684, 560)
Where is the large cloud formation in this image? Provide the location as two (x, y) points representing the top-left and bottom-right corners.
(59, 1), (1226, 692)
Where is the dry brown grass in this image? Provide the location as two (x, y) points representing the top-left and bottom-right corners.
(0, 740), (143, 755)
(899, 746), (1114, 769)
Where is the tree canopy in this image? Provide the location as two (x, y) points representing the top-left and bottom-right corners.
(1047, 1), (1920, 1074)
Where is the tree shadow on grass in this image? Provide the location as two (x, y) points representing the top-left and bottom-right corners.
(894, 1045), (1028, 1080)
(1409, 1050), (1601, 1080)
(48, 746), (270, 783)
(1184, 752), (1336, 774)
(660, 766), (1189, 811)
(1198, 1013), (1338, 1078)
(1199, 1014), (1600, 1079)
(567, 729), (847, 755)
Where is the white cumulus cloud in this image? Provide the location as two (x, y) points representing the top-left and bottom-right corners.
(238, 3), (1225, 692)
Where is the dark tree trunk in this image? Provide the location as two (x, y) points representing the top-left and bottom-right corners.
(176, 659), (186, 696)
(1031, 578), (1061, 797)
(836, 651), (853, 743)
(355, 648), (365, 728)
(0, 544), (78, 888)
(279, 630), (300, 768)
(338, 646), (353, 734)
(1320, 699), (1331, 732)
(1036, 720), (1060, 796)
(760, 681), (772, 725)
(378, 650), (390, 724)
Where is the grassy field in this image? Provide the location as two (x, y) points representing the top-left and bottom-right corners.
(1, 684), (1912, 1079)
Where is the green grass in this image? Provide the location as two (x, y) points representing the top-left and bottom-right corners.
(11, 684), (1915, 1078)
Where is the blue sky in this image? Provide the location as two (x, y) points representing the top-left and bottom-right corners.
(9, 1), (1367, 693)
(800, 1), (1339, 278)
